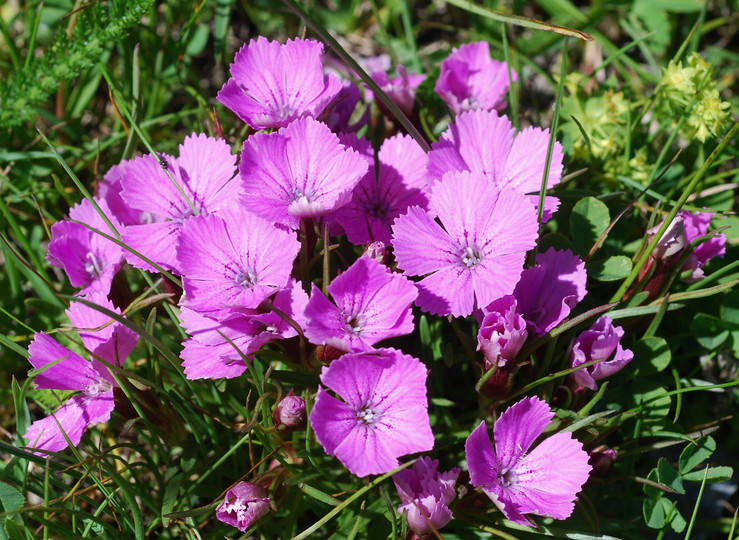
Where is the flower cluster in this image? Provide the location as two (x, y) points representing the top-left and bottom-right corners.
(28, 32), (729, 536)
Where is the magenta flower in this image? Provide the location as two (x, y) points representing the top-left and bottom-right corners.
(23, 295), (137, 454)
(66, 292), (139, 367)
(680, 211), (726, 282)
(97, 160), (154, 227)
(47, 197), (124, 295)
(436, 41), (517, 114)
(329, 133), (429, 245)
(304, 256), (417, 352)
(177, 205), (300, 317)
(570, 316), (633, 391)
(239, 117), (368, 229)
(465, 396), (592, 526)
(310, 348), (434, 477)
(215, 482), (271, 532)
(512, 248), (587, 336)
(392, 170), (538, 318)
(217, 36), (341, 130)
(321, 81), (365, 134)
(179, 280), (308, 380)
(477, 295), (528, 370)
(121, 133), (240, 273)
(427, 109), (563, 221)
(393, 457), (460, 536)
(369, 65), (426, 116)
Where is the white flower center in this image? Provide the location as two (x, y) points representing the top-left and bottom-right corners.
(84, 252), (105, 279)
(355, 404), (381, 425)
(343, 312), (366, 335)
(235, 268), (258, 288)
(86, 379), (112, 396)
(498, 466), (519, 487)
(460, 245), (482, 268)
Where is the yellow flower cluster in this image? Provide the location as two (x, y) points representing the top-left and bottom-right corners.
(657, 53), (731, 142)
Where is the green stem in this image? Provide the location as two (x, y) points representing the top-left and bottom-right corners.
(610, 121), (739, 303)
(292, 461), (414, 540)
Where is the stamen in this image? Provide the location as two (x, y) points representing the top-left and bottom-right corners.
(343, 312), (366, 335)
(460, 245), (482, 268)
(85, 252), (105, 279)
(235, 268), (258, 288)
(355, 404), (381, 425)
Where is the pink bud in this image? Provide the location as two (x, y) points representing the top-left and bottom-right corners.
(273, 390), (306, 431)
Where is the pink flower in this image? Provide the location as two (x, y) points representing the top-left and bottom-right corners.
(178, 280), (308, 380)
(392, 170), (538, 317)
(328, 133), (429, 245)
(304, 256), (417, 352)
(310, 348), (434, 477)
(217, 37), (341, 130)
(512, 248), (587, 336)
(97, 160), (154, 227)
(680, 211), (725, 282)
(176, 205), (300, 317)
(120, 133), (240, 273)
(239, 117), (368, 229)
(215, 482), (271, 531)
(47, 197), (124, 295)
(427, 109), (563, 221)
(369, 65), (426, 116)
(465, 396), (592, 526)
(435, 41), (516, 114)
(23, 294), (137, 454)
(393, 457), (460, 535)
(570, 316), (633, 391)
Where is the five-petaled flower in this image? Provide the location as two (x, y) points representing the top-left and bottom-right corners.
(310, 348), (434, 477)
(465, 396), (591, 526)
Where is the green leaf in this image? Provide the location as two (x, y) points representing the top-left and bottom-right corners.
(3, 518), (26, 540)
(679, 436), (716, 475)
(643, 0), (705, 12)
(657, 458), (685, 494)
(185, 24), (209, 56)
(690, 313), (729, 350)
(296, 483), (342, 507)
(643, 495), (666, 528)
(589, 255), (633, 281)
(161, 473), (182, 527)
(0, 482), (24, 512)
(82, 519), (105, 536)
(682, 466), (733, 483)
(570, 197), (610, 257)
(721, 290), (739, 324)
(633, 380), (671, 422)
(632, 337), (671, 376)
(668, 507), (686, 533)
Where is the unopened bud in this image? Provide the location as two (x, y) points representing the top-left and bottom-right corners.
(273, 390), (306, 431)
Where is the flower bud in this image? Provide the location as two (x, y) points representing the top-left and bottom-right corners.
(477, 295), (527, 371)
(272, 390), (306, 431)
